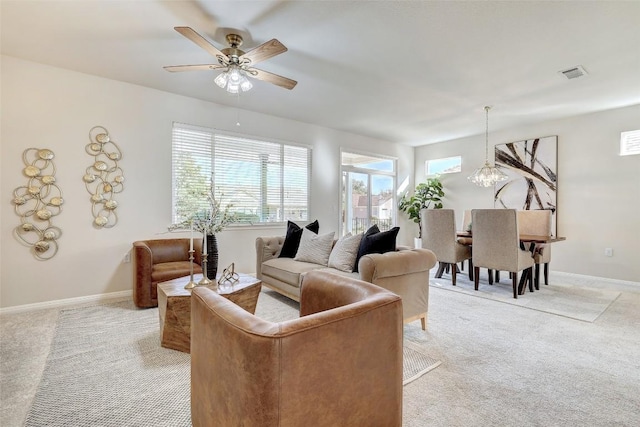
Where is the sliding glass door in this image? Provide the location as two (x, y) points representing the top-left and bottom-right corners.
(341, 151), (396, 235)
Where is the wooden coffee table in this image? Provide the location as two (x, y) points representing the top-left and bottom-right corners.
(157, 273), (262, 353)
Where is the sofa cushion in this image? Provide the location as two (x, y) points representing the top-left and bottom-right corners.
(294, 229), (335, 265)
(353, 226), (400, 273)
(262, 258), (325, 288)
(279, 220), (320, 258)
(328, 232), (363, 272)
(317, 267), (359, 280)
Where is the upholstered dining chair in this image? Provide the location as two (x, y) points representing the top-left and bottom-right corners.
(190, 270), (403, 427)
(471, 209), (535, 299)
(421, 209), (472, 285)
(461, 209), (472, 232)
(517, 209), (553, 289)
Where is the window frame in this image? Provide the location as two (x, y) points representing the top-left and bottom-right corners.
(171, 122), (312, 228)
(425, 155), (462, 175)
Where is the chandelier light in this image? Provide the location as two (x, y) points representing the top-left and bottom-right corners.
(214, 65), (253, 94)
(468, 106), (508, 187)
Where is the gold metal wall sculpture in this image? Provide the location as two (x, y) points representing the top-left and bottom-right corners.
(12, 148), (63, 260)
(84, 126), (125, 228)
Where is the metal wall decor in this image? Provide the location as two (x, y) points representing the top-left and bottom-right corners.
(84, 126), (125, 228)
(12, 148), (63, 260)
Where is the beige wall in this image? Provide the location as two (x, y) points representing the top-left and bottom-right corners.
(0, 56), (415, 308)
(414, 104), (640, 282)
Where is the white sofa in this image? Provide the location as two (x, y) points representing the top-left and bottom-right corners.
(255, 236), (437, 329)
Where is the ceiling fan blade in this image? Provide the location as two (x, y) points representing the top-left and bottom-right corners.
(240, 39), (287, 66)
(163, 64), (224, 73)
(249, 68), (297, 90)
(174, 26), (226, 62)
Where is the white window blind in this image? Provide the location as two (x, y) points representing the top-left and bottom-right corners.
(172, 123), (310, 225)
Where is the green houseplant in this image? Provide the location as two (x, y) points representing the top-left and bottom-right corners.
(398, 177), (444, 241)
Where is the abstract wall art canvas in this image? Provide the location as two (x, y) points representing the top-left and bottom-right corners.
(494, 136), (558, 235)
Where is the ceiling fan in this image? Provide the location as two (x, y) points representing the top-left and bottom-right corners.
(164, 27), (297, 92)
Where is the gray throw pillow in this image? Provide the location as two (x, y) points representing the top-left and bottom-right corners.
(294, 229), (335, 266)
(328, 232), (363, 272)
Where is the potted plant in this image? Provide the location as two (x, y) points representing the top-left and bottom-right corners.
(398, 177), (444, 248)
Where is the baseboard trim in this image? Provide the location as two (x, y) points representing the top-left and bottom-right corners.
(0, 290), (133, 315)
(552, 271), (640, 287)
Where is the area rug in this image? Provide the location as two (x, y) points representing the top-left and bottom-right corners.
(25, 291), (439, 426)
(430, 271), (620, 322)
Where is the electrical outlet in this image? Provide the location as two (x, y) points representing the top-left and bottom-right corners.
(123, 251), (131, 263)
(604, 248), (613, 257)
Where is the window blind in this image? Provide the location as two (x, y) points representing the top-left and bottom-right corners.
(172, 123), (310, 225)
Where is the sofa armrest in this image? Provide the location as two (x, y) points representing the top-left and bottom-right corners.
(255, 236), (285, 280)
(358, 248), (437, 327)
(358, 248), (437, 282)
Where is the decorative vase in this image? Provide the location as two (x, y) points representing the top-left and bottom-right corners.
(205, 234), (219, 280)
(414, 237), (423, 249)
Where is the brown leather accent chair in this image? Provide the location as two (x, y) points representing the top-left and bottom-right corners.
(132, 238), (202, 308)
(191, 270), (403, 427)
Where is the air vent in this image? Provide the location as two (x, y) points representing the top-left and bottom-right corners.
(559, 65), (588, 80)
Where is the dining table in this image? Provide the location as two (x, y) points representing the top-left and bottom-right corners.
(455, 231), (567, 294)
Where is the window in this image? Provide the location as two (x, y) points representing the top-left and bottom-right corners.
(620, 130), (640, 156)
(172, 123), (310, 225)
(340, 151), (396, 235)
(425, 156), (462, 175)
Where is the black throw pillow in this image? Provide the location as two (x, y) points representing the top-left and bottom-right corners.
(353, 225), (400, 273)
(279, 220), (320, 258)
(353, 224), (380, 272)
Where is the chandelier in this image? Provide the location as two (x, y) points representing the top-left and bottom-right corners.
(214, 64), (253, 94)
(468, 106), (508, 187)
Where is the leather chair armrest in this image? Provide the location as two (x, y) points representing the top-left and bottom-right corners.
(299, 270), (401, 317)
(132, 241), (153, 307)
(255, 236), (284, 279)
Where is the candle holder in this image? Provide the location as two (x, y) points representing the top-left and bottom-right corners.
(183, 249), (198, 289)
(198, 253), (216, 288)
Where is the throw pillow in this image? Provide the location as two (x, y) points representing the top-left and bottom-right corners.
(294, 229), (335, 266)
(279, 220), (320, 258)
(353, 226), (400, 272)
(328, 232), (363, 273)
(353, 224), (380, 272)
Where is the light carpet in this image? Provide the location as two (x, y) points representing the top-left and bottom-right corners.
(25, 290), (439, 426)
(430, 269), (620, 322)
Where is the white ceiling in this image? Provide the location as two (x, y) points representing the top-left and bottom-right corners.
(2, 0), (639, 146)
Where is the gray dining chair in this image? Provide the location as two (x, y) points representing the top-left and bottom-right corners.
(471, 209), (535, 299)
(517, 209), (553, 289)
(421, 209), (472, 286)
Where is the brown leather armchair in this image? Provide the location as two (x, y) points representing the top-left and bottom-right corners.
(132, 238), (202, 308)
(191, 270), (403, 427)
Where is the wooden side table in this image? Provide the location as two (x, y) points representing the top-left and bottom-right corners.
(157, 273), (262, 353)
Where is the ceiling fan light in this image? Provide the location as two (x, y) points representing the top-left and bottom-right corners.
(214, 72), (228, 88)
(228, 67), (242, 83)
(226, 81), (240, 94)
(240, 77), (253, 92)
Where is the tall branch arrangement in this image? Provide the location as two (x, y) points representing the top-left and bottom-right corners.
(169, 180), (237, 235)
